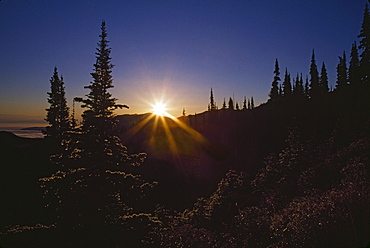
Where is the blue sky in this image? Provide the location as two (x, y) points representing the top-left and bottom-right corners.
(0, 0), (367, 126)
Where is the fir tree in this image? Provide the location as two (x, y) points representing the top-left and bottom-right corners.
(80, 21), (128, 160)
(335, 51), (348, 92)
(320, 62), (329, 94)
(278, 84), (283, 96)
(235, 101), (240, 110)
(293, 73), (303, 96)
(300, 74), (305, 95)
(222, 98), (227, 109)
(41, 22), (155, 240)
(349, 41), (361, 88)
(282, 68), (292, 97)
(309, 50), (320, 99)
(269, 59), (280, 101)
(209, 88), (217, 111)
(304, 76), (310, 96)
(242, 96), (247, 110)
(45, 67), (70, 138)
(358, 2), (370, 86)
(251, 96), (255, 109)
(228, 97), (234, 110)
(247, 99), (251, 109)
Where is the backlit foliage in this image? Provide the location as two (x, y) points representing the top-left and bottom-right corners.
(148, 127), (370, 247)
(38, 21), (158, 246)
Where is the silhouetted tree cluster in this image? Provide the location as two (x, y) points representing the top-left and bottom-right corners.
(268, 52), (330, 104)
(210, 89), (254, 111)
(268, 2), (370, 105)
(332, 3), (370, 105)
(358, 2), (370, 87)
(40, 21), (157, 246)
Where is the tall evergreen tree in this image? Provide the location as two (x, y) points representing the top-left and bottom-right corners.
(293, 73), (303, 96)
(278, 84), (283, 96)
(282, 68), (292, 97)
(251, 96), (255, 109)
(269, 59), (280, 101)
(228, 97), (234, 110)
(335, 51), (348, 92)
(300, 74), (305, 95)
(304, 76), (310, 96)
(309, 50), (320, 99)
(358, 2), (370, 86)
(242, 96), (247, 110)
(320, 62), (329, 94)
(222, 98), (227, 109)
(235, 101), (240, 110)
(209, 88), (217, 111)
(247, 99), (251, 109)
(45, 67), (70, 138)
(80, 21), (128, 160)
(41, 22), (155, 241)
(349, 41), (361, 88)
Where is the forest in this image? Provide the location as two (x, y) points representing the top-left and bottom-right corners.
(1, 3), (370, 248)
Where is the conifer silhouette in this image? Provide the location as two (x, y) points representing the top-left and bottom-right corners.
(45, 67), (71, 138)
(209, 88), (217, 111)
(79, 21), (129, 161)
(349, 42), (361, 89)
(222, 98), (227, 109)
(335, 51), (348, 92)
(309, 50), (320, 99)
(269, 59), (280, 101)
(228, 97), (234, 110)
(242, 96), (247, 110)
(304, 76), (310, 97)
(282, 68), (292, 97)
(320, 62), (329, 94)
(296, 74), (304, 96)
(358, 2), (370, 87)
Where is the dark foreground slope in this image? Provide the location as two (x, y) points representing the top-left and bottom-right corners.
(0, 132), (61, 247)
(141, 95), (370, 247)
(117, 93), (370, 202)
(0, 132), (57, 224)
(1, 93), (369, 247)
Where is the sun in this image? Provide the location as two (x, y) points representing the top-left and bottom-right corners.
(152, 102), (167, 116)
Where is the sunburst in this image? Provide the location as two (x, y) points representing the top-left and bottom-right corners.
(152, 102), (168, 116)
(124, 100), (212, 160)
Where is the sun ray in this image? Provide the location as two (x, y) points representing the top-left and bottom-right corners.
(149, 114), (161, 149)
(160, 116), (179, 157)
(121, 99), (215, 160)
(126, 114), (155, 138)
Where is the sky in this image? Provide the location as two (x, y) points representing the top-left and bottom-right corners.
(0, 0), (367, 127)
